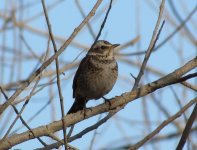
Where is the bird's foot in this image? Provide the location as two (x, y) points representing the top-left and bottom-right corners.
(81, 107), (92, 118)
(102, 97), (112, 110)
(102, 96), (109, 101)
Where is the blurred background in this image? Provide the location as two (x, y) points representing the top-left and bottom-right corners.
(0, 0), (196, 149)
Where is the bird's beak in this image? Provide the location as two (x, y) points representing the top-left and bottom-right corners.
(111, 44), (120, 49)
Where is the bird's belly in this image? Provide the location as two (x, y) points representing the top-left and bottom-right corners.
(84, 68), (117, 100)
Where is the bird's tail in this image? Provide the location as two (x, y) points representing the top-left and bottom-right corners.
(67, 98), (86, 114)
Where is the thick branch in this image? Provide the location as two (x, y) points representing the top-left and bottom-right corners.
(0, 56), (196, 149)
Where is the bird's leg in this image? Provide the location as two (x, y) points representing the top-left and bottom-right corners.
(102, 96), (108, 101)
(82, 101), (94, 119)
(81, 100), (89, 118)
(102, 96), (112, 110)
(81, 103), (86, 117)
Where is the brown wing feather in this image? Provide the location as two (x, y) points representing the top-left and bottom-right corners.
(72, 56), (88, 98)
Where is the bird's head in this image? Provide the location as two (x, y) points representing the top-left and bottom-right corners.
(89, 40), (120, 57)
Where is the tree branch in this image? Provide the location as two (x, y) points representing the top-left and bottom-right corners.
(41, 0), (67, 148)
(129, 98), (197, 150)
(176, 103), (197, 150)
(0, 56), (196, 149)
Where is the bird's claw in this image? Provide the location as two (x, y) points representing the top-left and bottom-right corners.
(102, 97), (112, 110)
(81, 107), (92, 118)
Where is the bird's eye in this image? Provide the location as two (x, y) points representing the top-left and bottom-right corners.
(101, 46), (107, 49)
(103, 41), (110, 44)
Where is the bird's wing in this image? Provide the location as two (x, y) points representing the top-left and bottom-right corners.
(72, 56), (88, 98)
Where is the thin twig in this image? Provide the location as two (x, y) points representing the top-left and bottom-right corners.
(0, 86), (47, 146)
(150, 93), (182, 130)
(76, 0), (96, 39)
(20, 33), (40, 60)
(176, 103), (197, 150)
(41, 0), (67, 149)
(37, 112), (115, 150)
(0, 36), (51, 144)
(0, 0), (103, 116)
(89, 114), (103, 150)
(123, 5), (197, 57)
(129, 98), (197, 150)
(117, 57), (197, 92)
(91, 0), (113, 48)
(168, 0), (196, 45)
(150, 127), (197, 143)
(132, 0), (165, 90)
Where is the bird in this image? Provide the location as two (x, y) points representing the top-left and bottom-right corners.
(67, 40), (119, 114)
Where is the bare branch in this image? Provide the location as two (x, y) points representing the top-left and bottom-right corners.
(129, 98), (197, 150)
(0, 56), (196, 149)
(176, 104), (197, 150)
(0, 0), (103, 115)
(132, 0), (165, 90)
(41, 0), (67, 148)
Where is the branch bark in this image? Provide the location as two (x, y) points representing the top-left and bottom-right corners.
(0, 56), (196, 149)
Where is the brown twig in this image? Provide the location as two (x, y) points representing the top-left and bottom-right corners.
(168, 0), (196, 45)
(129, 98), (197, 150)
(0, 86), (47, 146)
(150, 93), (182, 130)
(89, 114), (103, 150)
(76, 0), (96, 39)
(41, 0), (67, 149)
(121, 5), (197, 57)
(150, 127), (197, 143)
(91, 0), (113, 48)
(176, 103), (197, 150)
(132, 0), (165, 90)
(118, 58), (197, 92)
(37, 112), (115, 150)
(0, 0), (103, 116)
(0, 36), (51, 144)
